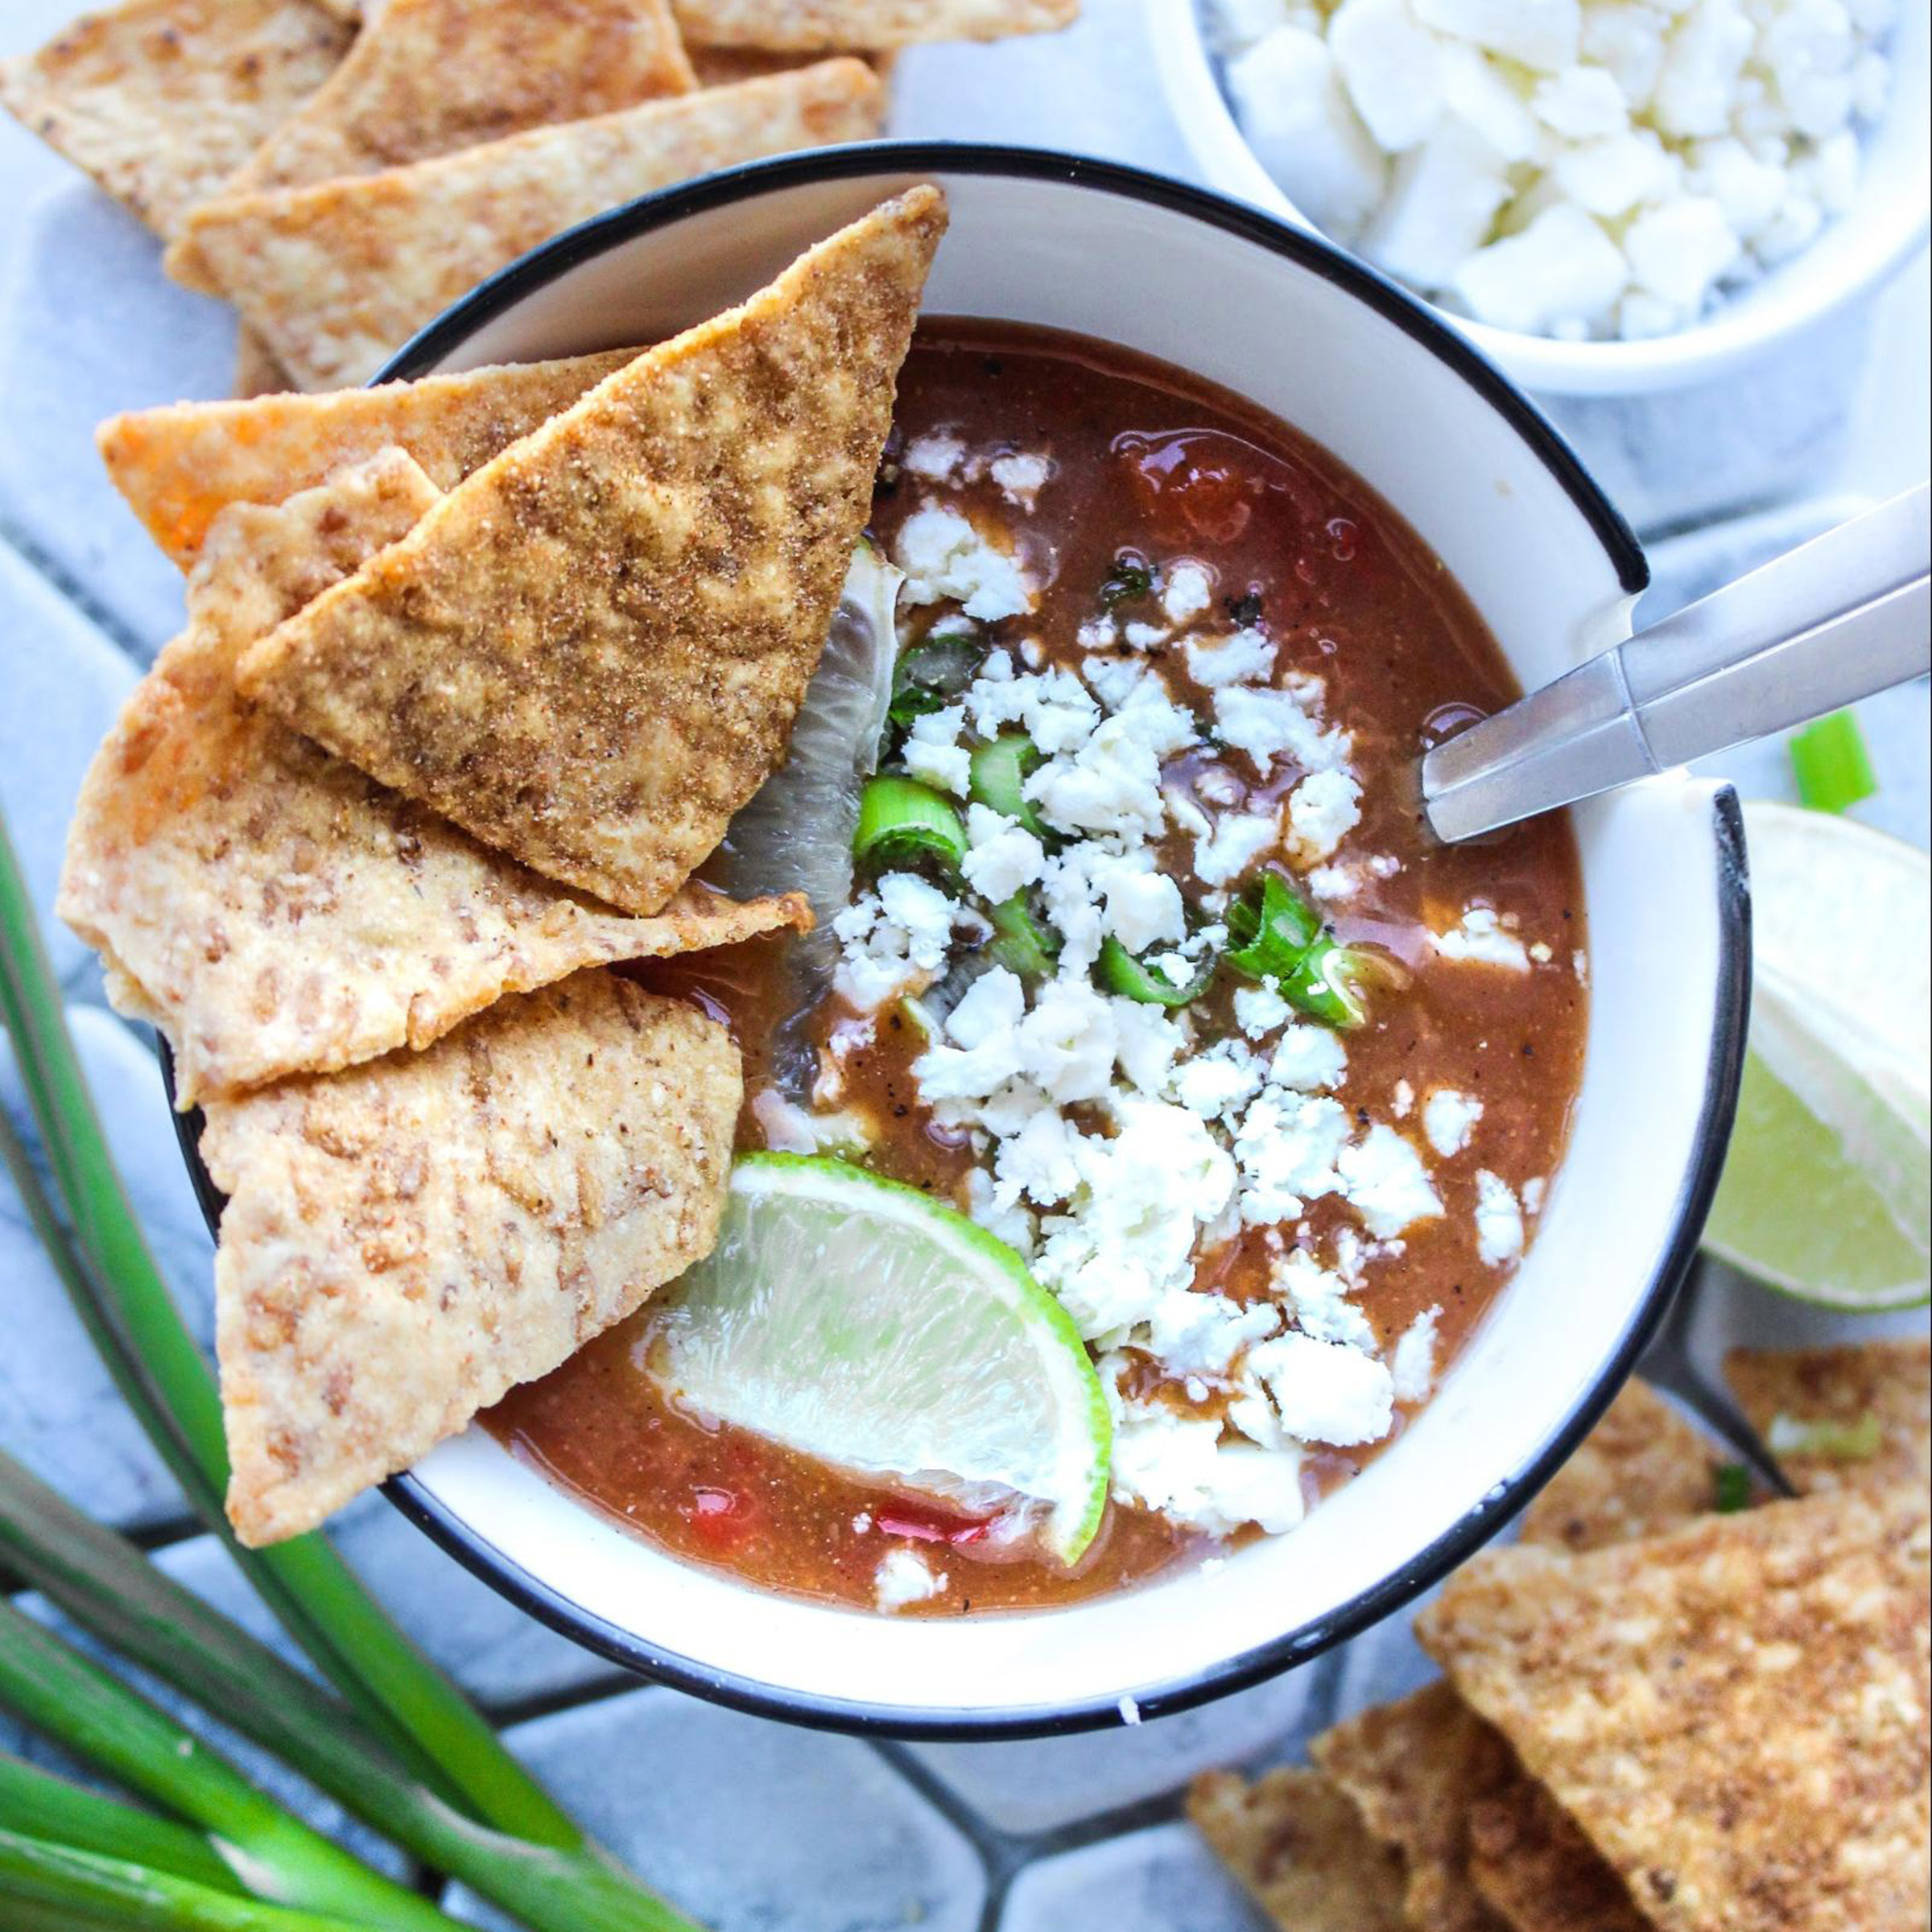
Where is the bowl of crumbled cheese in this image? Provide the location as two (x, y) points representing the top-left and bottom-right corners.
(1151, 0), (1930, 392)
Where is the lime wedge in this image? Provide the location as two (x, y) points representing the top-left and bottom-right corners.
(1705, 964), (1930, 1311)
(650, 1154), (1112, 1563)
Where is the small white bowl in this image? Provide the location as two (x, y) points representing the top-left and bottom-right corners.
(1149, 0), (1932, 397)
(175, 147), (1749, 1737)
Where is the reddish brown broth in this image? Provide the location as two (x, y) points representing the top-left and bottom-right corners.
(485, 322), (1589, 1615)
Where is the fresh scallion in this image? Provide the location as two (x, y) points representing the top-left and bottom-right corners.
(0, 1598), (452, 1930)
(1790, 710), (1877, 814)
(1224, 872), (1367, 1029)
(887, 625), (985, 729)
(968, 734), (1046, 837)
(986, 896), (1060, 981)
(1711, 1462), (1753, 1513)
(853, 774), (967, 873)
(1099, 555), (1154, 608)
(0, 1828), (385, 1931)
(1096, 936), (1214, 1007)
(1766, 1411), (1884, 1462)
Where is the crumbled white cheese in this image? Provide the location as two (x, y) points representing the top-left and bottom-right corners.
(1392, 1078), (1415, 1117)
(832, 875), (957, 1009)
(1162, 560), (1216, 623)
(1234, 980), (1293, 1038)
(1475, 1168), (1525, 1265)
(1390, 1306), (1443, 1402)
(1100, 856), (1187, 955)
(989, 451), (1051, 510)
(901, 433), (964, 481)
(1336, 1125), (1444, 1237)
(1432, 906), (1531, 971)
(1307, 862), (1360, 901)
(960, 804), (1046, 903)
(1026, 716), (1170, 840)
(895, 506), (1034, 621)
(1174, 1039), (1268, 1121)
(1106, 1381), (1308, 1537)
(1422, 1087), (1484, 1157)
(874, 1548), (944, 1612)
(902, 703), (972, 795)
(1286, 768), (1363, 863)
(1213, 683), (1352, 775)
(1183, 626), (1276, 688)
(1245, 1331), (1396, 1446)
(1268, 1024), (1349, 1092)
(1232, 1092), (1352, 1224)
(1274, 1248), (1379, 1351)
(1194, 808), (1282, 887)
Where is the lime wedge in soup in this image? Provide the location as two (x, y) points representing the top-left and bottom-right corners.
(647, 1154), (1113, 1565)
(1704, 804), (1930, 1310)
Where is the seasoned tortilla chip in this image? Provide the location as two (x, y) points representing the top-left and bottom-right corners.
(1519, 1378), (1738, 1554)
(100, 350), (639, 568)
(0, 0), (351, 237)
(1314, 1686), (1646, 1932)
(1419, 1486), (1932, 1932)
(233, 327), (295, 400)
(175, 60), (888, 390)
(671, 0), (1076, 49)
(237, 188), (946, 913)
(203, 972), (740, 1544)
(60, 448), (805, 1107)
(689, 44), (896, 85)
(1725, 1337), (1930, 1496)
(169, 0), (696, 293)
(1188, 1769), (1407, 1932)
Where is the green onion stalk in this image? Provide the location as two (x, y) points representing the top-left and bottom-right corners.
(1790, 709), (1878, 814)
(0, 1597), (452, 1930)
(0, 1827), (391, 1932)
(0, 808), (704, 1930)
(0, 1443), (698, 1932)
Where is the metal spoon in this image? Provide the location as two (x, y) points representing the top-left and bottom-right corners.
(1422, 482), (1931, 843)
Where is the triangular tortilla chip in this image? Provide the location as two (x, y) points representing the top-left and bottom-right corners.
(237, 187), (947, 913)
(689, 44), (897, 85)
(202, 970), (740, 1545)
(172, 60), (888, 389)
(167, 0), (697, 292)
(1518, 1377), (1737, 1554)
(0, 0), (352, 237)
(1465, 1779), (1656, 1932)
(232, 326), (295, 400)
(1189, 1769), (1408, 1932)
(1726, 1338), (1931, 1497)
(671, 0), (1075, 49)
(99, 349), (639, 568)
(1419, 1486), (1932, 1932)
(60, 448), (806, 1108)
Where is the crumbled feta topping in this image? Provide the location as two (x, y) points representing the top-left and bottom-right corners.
(1422, 1087), (1484, 1157)
(1105, 1375), (1308, 1537)
(901, 432), (965, 481)
(874, 1548), (944, 1612)
(1245, 1331), (1396, 1446)
(1162, 559), (1216, 622)
(960, 804), (1046, 903)
(1269, 1024), (1349, 1092)
(989, 451), (1051, 510)
(1213, 683), (1352, 775)
(1336, 1125), (1444, 1237)
(1390, 1305), (1443, 1402)
(833, 874), (958, 1008)
(1194, 808), (1283, 887)
(1432, 906), (1532, 970)
(1183, 625), (1277, 688)
(1234, 980), (1293, 1038)
(1286, 769), (1364, 863)
(902, 703), (972, 795)
(1274, 1249), (1379, 1351)
(895, 505), (1034, 621)
(1474, 1168), (1525, 1265)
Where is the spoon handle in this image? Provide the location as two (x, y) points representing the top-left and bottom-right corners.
(1422, 483), (1931, 843)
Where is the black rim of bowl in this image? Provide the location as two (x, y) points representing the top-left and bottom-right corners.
(164, 142), (1742, 1742)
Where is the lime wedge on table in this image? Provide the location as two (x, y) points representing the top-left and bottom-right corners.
(1703, 805), (1930, 1310)
(650, 1154), (1112, 1563)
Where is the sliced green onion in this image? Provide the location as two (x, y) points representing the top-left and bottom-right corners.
(1711, 1462), (1753, 1513)
(968, 734), (1046, 837)
(0, 1600), (450, 1930)
(1766, 1411), (1884, 1462)
(987, 895), (1060, 981)
(853, 774), (966, 873)
(1096, 936), (1214, 1007)
(0, 1828), (386, 1931)
(0, 1753), (245, 1896)
(1790, 710), (1877, 814)
(0, 1446), (701, 1932)
(1099, 556), (1154, 608)
(1224, 872), (1367, 1029)
(887, 625), (985, 728)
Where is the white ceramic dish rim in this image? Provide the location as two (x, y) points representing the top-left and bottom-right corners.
(1149, 0), (1932, 398)
(164, 143), (1752, 1740)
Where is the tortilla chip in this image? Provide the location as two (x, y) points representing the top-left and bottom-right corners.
(169, 0), (696, 293)
(1519, 1378), (1738, 1554)
(237, 188), (945, 914)
(1726, 1338), (1931, 1496)
(689, 44), (896, 85)
(671, 0), (1076, 49)
(1465, 1780), (1657, 1932)
(99, 350), (638, 568)
(1419, 1485), (1932, 1932)
(233, 326), (295, 399)
(60, 448), (806, 1107)
(203, 970), (739, 1545)
(173, 60), (888, 389)
(1188, 1769), (1408, 1932)
(0, 0), (352, 237)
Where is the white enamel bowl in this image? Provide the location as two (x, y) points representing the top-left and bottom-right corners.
(175, 148), (1748, 1738)
(1149, 0), (1932, 397)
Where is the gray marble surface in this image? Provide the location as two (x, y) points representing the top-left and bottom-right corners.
(0, 0), (1926, 1925)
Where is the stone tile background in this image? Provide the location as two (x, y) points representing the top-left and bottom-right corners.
(0, 1), (1926, 1925)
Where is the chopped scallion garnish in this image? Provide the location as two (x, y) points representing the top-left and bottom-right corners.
(1711, 1462), (1753, 1513)
(1224, 872), (1366, 1029)
(1099, 555), (1154, 607)
(853, 774), (967, 873)
(1790, 710), (1877, 814)
(887, 625), (985, 729)
(968, 733), (1046, 836)
(987, 895), (1060, 981)
(1096, 936), (1215, 1007)
(1766, 1411), (1884, 1461)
